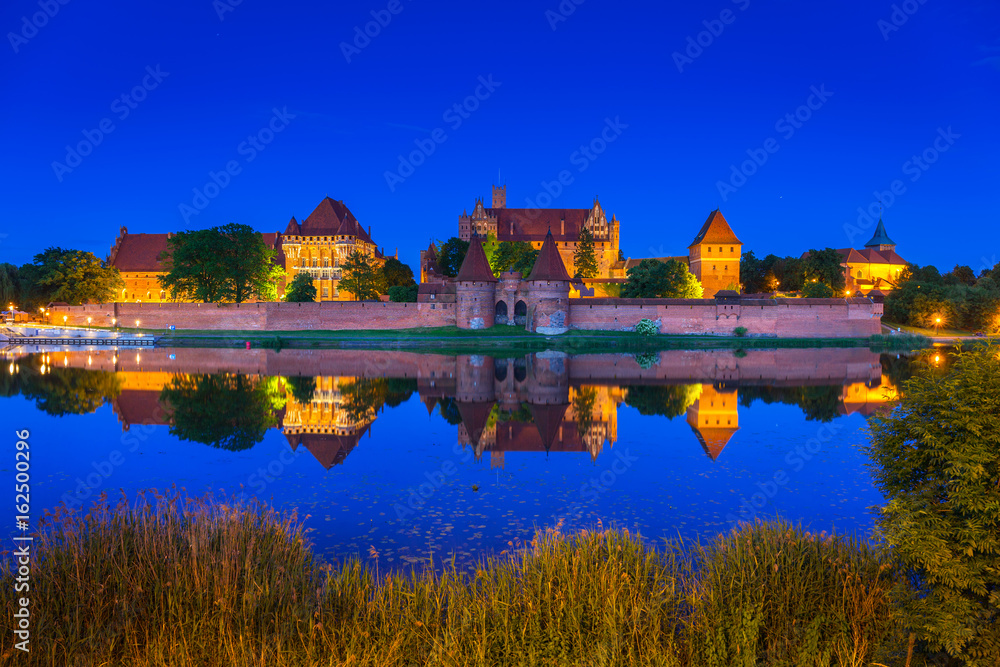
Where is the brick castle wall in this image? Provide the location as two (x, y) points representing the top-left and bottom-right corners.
(46, 295), (881, 338)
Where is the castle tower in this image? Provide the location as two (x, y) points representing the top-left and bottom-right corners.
(523, 229), (572, 333)
(688, 210), (742, 299)
(455, 235), (498, 330)
(685, 385), (739, 461)
(459, 198), (498, 242)
(492, 184), (507, 209)
(864, 219), (897, 253)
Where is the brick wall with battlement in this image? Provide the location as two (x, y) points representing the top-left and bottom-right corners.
(45, 293), (882, 338)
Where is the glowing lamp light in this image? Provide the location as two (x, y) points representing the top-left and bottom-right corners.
(63, 315), (67, 323)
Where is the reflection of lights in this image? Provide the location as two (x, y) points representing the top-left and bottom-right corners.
(934, 355), (941, 364)
(87, 356), (92, 366)
(136, 353), (141, 364)
(8, 363), (13, 375)
(63, 316), (67, 323)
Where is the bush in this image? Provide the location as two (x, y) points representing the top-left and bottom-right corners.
(733, 326), (748, 337)
(634, 318), (660, 336)
(867, 344), (1000, 663)
(388, 284), (418, 303)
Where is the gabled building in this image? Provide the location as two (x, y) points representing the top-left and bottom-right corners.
(282, 197), (388, 301)
(820, 219), (908, 295)
(456, 185), (621, 279)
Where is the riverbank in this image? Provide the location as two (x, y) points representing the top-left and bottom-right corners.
(1, 490), (923, 667)
(151, 326), (930, 354)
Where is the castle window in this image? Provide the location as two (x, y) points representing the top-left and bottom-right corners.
(712, 266), (716, 271)
(322, 287), (329, 298)
(730, 247), (734, 252)
(724, 265), (728, 272)
(719, 247), (722, 252)
(708, 247), (712, 253)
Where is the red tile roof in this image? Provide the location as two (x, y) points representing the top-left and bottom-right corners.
(456, 236), (498, 282)
(528, 229), (572, 281)
(689, 210), (742, 248)
(457, 401), (496, 446)
(110, 233), (171, 272)
(283, 216), (299, 235)
(491, 208), (593, 242)
(528, 403), (570, 451)
(285, 432), (361, 469)
(294, 198), (374, 244)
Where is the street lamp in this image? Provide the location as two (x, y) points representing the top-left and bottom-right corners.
(935, 317), (942, 336)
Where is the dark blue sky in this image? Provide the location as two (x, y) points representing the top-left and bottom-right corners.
(2, 0), (998, 274)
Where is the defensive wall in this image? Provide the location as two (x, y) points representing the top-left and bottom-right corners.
(45, 292), (882, 338)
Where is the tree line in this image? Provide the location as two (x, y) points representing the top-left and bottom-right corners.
(884, 262), (1000, 332)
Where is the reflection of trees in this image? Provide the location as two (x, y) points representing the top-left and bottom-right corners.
(285, 376), (316, 404)
(624, 384), (700, 419)
(1, 363), (121, 416)
(738, 385), (842, 422)
(159, 374), (282, 451)
(339, 378), (416, 422)
(573, 387), (598, 436)
(435, 397), (464, 425)
(867, 345), (1000, 662)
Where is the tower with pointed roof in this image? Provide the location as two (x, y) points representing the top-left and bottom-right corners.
(685, 385), (739, 461)
(455, 234), (498, 329)
(523, 229), (572, 333)
(687, 210), (742, 299)
(281, 197), (384, 302)
(864, 219), (896, 253)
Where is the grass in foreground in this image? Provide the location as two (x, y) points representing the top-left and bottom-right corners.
(0, 490), (936, 667)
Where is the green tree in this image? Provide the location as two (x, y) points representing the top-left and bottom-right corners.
(381, 257), (416, 289)
(866, 345), (1000, 664)
(339, 250), (385, 301)
(946, 265), (977, 286)
(388, 284), (418, 302)
(573, 387), (598, 438)
(284, 272), (317, 302)
(622, 259), (703, 299)
(481, 232), (500, 273)
(802, 281), (834, 298)
(740, 251), (766, 294)
(159, 225), (282, 303)
(803, 248), (846, 293)
(158, 229), (229, 302)
(217, 223), (285, 302)
(31, 247), (123, 305)
(573, 226), (599, 278)
(493, 241), (537, 276)
(436, 238), (469, 277)
(0, 263), (19, 308)
(160, 374), (282, 451)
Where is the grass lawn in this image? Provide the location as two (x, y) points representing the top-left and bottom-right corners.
(882, 320), (977, 337)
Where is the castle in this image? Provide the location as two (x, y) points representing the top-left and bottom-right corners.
(107, 197), (390, 304)
(426, 185), (743, 299)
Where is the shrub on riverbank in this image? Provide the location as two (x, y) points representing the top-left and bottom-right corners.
(1, 490), (902, 666)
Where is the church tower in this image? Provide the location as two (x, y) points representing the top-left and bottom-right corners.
(492, 184), (507, 209)
(864, 219), (897, 253)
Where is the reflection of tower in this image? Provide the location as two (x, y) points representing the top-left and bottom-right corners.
(839, 377), (899, 417)
(282, 377), (376, 469)
(455, 355), (497, 459)
(526, 352), (570, 406)
(567, 385), (624, 459)
(685, 384), (739, 461)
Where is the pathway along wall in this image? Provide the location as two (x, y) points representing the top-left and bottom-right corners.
(46, 294), (882, 338)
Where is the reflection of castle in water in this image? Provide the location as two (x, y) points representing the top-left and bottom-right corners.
(28, 347), (899, 469)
